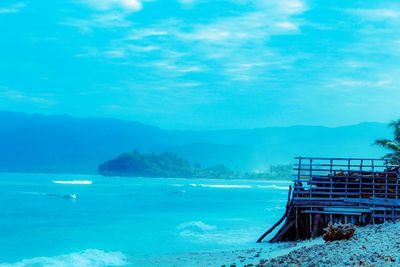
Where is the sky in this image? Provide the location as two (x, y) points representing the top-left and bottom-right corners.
(0, 0), (400, 129)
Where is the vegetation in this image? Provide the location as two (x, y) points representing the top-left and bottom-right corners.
(98, 150), (193, 178)
(98, 150), (292, 179)
(374, 119), (400, 163)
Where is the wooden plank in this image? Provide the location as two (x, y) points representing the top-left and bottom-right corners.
(294, 157), (391, 161)
(294, 163), (392, 168)
(323, 207), (371, 213)
(302, 210), (362, 215)
(372, 214), (400, 219)
(342, 198), (400, 206)
(293, 191), (361, 196)
(293, 180), (400, 187)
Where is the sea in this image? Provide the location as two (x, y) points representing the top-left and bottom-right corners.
(0, 173), (292, 267)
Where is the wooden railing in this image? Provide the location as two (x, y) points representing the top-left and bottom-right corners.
(292, 157), (400, 223)
(258, 157), (400, 243)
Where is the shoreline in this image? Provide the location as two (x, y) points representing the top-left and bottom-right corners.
(130, 238), (324, 267)
(149, 222), (400, 267)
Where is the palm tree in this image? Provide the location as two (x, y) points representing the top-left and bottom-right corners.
(374, 119), (400, 163)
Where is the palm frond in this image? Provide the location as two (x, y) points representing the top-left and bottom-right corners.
(389, 119), (400, 128)
(374, 139), (392, 146)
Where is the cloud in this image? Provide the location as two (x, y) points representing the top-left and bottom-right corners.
(62, 13), (131, 32)
(178, 0), (196, 5)
(166, 0), (307, 82)
(348, 8), (400, 21)
(78, 0), (142, 12)
(71, 0), (308, 93)
(125, 29), (169, 40)
(0, 2), (25, 14)
(177, 0), (199, 8)
(328, 78), (394, 91)
(0, 87), (57, 106)
(177, 7), (303, 44)
(64, 0), (145, 32)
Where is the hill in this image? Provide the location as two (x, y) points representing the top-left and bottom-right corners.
(0, 111), (391, 173)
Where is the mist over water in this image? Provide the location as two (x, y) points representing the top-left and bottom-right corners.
(0, 173), (289, 266)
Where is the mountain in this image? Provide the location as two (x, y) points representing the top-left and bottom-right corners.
(0, 111), (391, 173)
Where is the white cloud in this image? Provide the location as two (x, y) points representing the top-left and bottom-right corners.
(167, 0), (307, 82)
(176, 0), (305, 44)
(64, 0), (145, 32)
(125, 29), (169, 40)
(79, 0), (142, 12)
(0, 2), (25, 14)
(275, 21), (298, 31)
(348, 8), (400, 21)
(178, 0), (196, 5)
(71, 0), (307, 86)
(330, 78), (393, 89)
(63, 13), (131, 32)
(176, 82), (202, 87)
(0, 87), (57, 106)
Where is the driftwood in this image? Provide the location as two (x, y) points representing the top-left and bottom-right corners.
(322, 222), (355, 242)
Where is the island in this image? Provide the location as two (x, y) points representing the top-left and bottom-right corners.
(97, 150), (291, 179)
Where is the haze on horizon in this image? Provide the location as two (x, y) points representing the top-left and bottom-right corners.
(1, 0), (400, 130)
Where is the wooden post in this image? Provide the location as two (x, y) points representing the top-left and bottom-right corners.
(384, 160), (388, 223)
(372, 159), (375, 224)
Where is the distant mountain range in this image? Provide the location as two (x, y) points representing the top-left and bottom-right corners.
(0, 111), (391, 173)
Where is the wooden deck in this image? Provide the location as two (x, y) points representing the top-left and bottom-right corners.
(258, 157), (400, 243)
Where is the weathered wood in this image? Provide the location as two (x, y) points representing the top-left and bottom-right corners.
(302, 210), (362, 215)
(262, 157), (400, 243)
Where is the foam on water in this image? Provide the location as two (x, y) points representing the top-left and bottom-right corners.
(257, 185), (289, 190)
(0, 249), (128, 267)
(177, 221), (217, 232)
(177, 221), (260, 245)
(189, 184), (252, 189)
(52, 180), (93, 185)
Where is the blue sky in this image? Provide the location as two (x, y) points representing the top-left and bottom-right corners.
(0, 0), (400, 129)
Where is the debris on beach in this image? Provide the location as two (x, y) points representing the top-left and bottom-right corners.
(323, 222), (355, 242)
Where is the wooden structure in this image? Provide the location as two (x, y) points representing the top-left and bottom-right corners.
(258, 157), (400, 243)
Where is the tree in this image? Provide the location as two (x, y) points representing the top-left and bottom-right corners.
(374, 119), (400, 163)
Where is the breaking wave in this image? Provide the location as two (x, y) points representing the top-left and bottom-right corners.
(257, 185), (289, 190)
(189, 184), (252, 189)
(187, 183), (288, 190)
(177, 221), (257, 245)
(177, 221), (217, 232)
(0, 249), (128, 267)
(52, 180), (92, 185)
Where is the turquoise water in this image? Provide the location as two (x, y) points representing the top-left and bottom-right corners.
(0, 173), (290, 266)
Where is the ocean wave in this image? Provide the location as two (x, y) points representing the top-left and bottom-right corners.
(177, 222), (258, 245)
(19, 192), (77, 200)
(177, 221), (217, 233)
(257, 185), (289, 190)
(0, 249), (128, 267)
(189, 184), (252, 189)
(52, 180), (92, 185)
